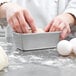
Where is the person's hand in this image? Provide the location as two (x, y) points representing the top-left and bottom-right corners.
(5, 3), (37, 33)
(44, 14), (75, 40)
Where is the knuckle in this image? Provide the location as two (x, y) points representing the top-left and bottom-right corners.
(15, 12), (21, 16)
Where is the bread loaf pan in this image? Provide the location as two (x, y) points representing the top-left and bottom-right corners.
(13, 32), (60, 50)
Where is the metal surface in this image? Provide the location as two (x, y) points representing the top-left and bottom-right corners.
(13, 32), (60, 50)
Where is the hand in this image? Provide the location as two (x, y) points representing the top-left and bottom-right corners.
(5, 3), (37, 33)
(44, 14), (73, 40)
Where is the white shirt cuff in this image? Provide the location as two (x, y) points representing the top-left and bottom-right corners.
(64, 8), (76, 18)
(0, 0), (10, 4)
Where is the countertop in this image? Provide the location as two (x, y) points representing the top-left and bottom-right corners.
(0, 44), (76, 76)
(0, 27), (76, 76)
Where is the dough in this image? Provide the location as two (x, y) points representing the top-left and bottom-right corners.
(0, 46), (8, 71)
(35, 28), (45, 33)
(57, 40), (72, 56)
(29, 28), (45, 33)
(70, 38), (76, 55)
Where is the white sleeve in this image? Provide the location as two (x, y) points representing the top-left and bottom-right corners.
(0, 0), (10, 3)
(64, 0), (76, 18)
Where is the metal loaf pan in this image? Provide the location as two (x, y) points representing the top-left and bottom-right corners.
(13, 32), (60, 50)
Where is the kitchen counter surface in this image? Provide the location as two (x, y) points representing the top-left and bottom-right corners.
(0, 46), (76, 76)
(0, 34), (76, 76)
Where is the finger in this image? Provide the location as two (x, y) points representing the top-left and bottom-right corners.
(56, 22), (65, 31)
(8, 17), (18, 32)
(60, 28), (68, 40)
(65, 23), (71, 34)
(44, 20), (53, 32)
(11, 15), (23, 33)
(49, 20), (61, 32)
(23, 10), (37, 33)
(16, 12), (30, 33)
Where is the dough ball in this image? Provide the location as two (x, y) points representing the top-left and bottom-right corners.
(70, 38), (76, 54)
(0, 46), (8, 71)
(57, 40), (72, 56)
(35, 28), (45, 33)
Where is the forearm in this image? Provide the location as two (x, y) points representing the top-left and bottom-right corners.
(0, 3), (12, 18)
(0, 3), (6, 18)
(0, 0), (10, 18)
(0, 2), (20, 18)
